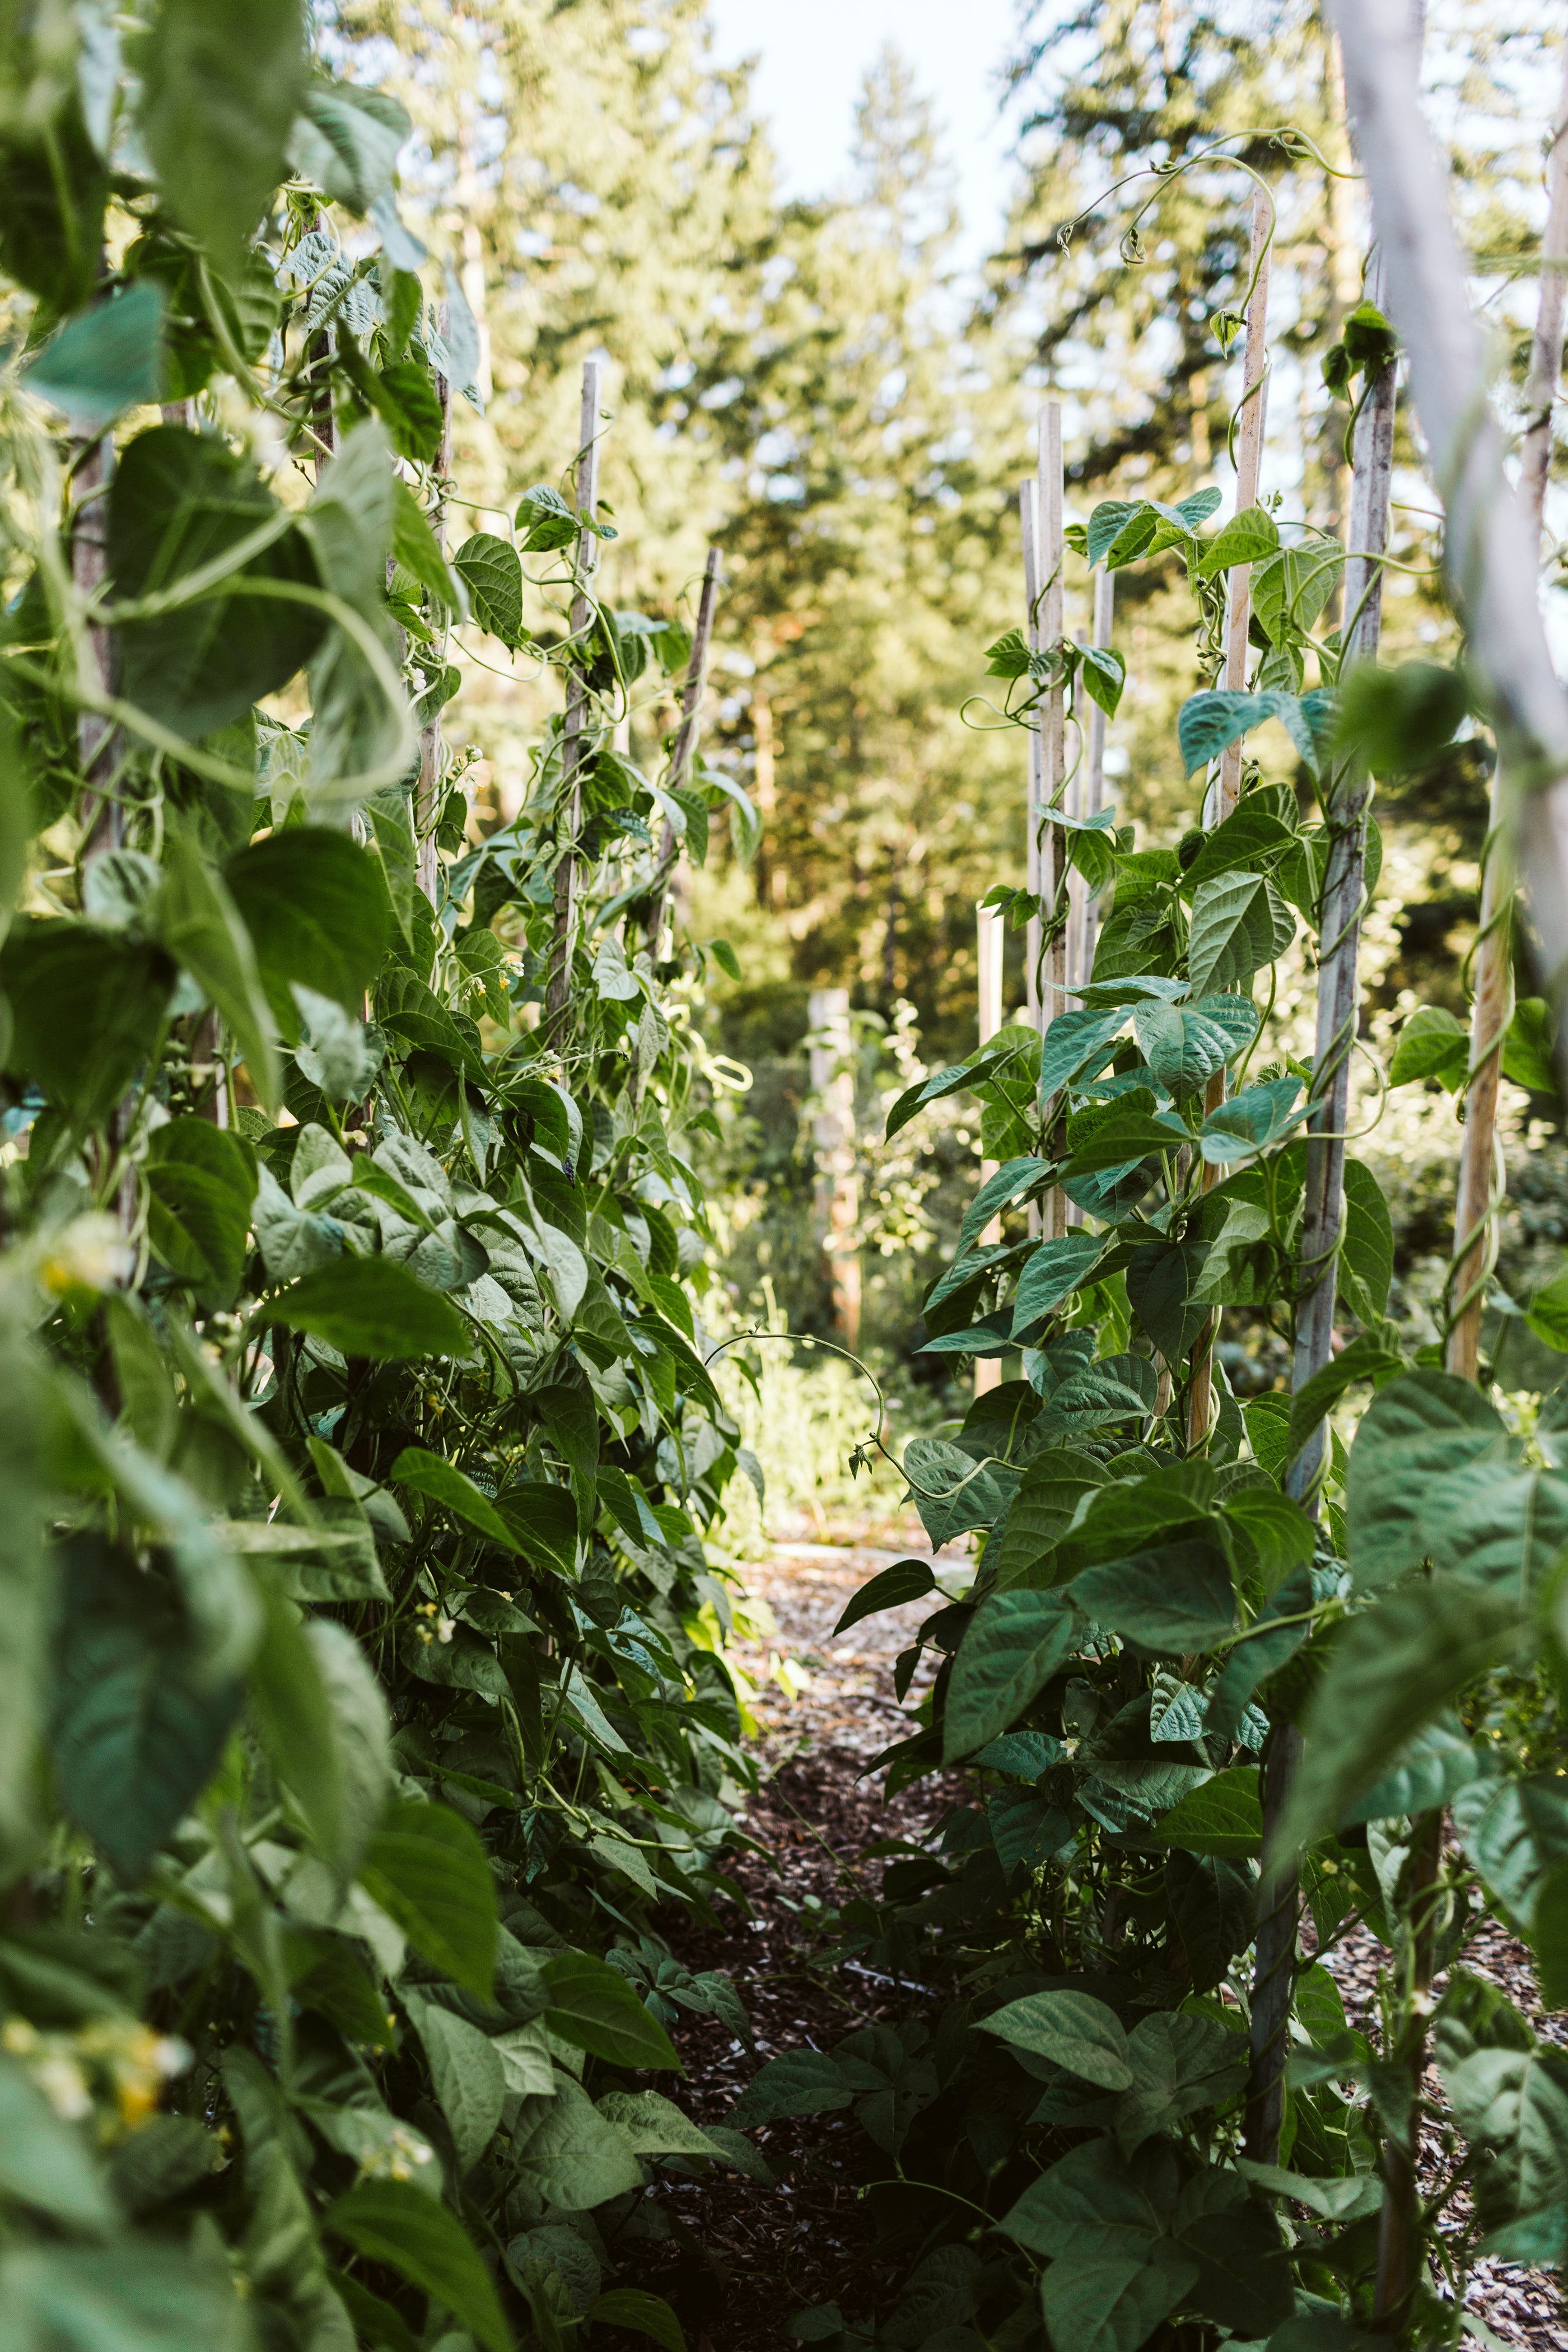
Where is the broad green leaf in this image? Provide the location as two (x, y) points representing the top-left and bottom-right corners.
(1527, 1270), (1568, 1352)
(291, 80), (408, 212)
(1452, 1774), (1568, 1929)
(1220, 1485), (1314, 1584)
(495, 1481), (579, 1578)
(1073, 1538), (1236, 1653)
(1125, 1238), (1210, 1360)
(359, 1800), (497, 1998)
(22, 283), (165, 428)
(1000, 2135), (1169, 2258)
(955, 1152), (1051, 1252)
(407, 1994), (505, 2171)
(1346, 1370), (1511, 1587)
(942, 1591), (1081, 1761)
(326, 2177), (510, 2352)
(979, 1989), (1134, 2089)
(455, 533), (525, 648)
(1039, 1005), (1130, 1098)
(1165, 1852), (1256, 1992)
(1178, 690), (1317, 777)
(1251, 541), (1344, 648)
(0, 2050), (117, 2231)
(1504, 997), (1557, 1094)
(47, 1534), (241, 1885)
(1114, 2012), (1248, 2153)
(1194, 503), (1280, 578)
(1, 919), (174, 1133)
(1152, 1768), (1263, 1858)
(139, 0), (307, 275)
(1341, 1714), (1492, 1827)
(269, 1256), (472, 1361)
(728, 2051), (851, 2128)
(1340, 1158), (1394, 1322)
(988, 1451), (1109, 1590)
(595, 2090), (725, 2158)
(0, 2245), (253, 2352)
(1185, 871), (1294, 996)
(587, 2290), (687, 2352)
(1388, 1002), (1468, 1090)
(1177, 2198), (1294, 2338)
(1281, 1578), (1529, 1852)
(1180, 805), (1296, 892)
(832, 1560), (936, 1636)
(391, 1448), (521, 1552)
(145, 1118), (257, 1300)
(226, 825), (390, 1028)
(1011, 1231), (1106, 1331)
(1199, 1076), (1305, 1163)
(1333, 658), (1469, 777)
(1285, 1326), (1403, 1466)
(110, 427), (325, 739)
(514, 2075), (644, 2210)
(1417, 1462), (1568, 1592)
(155, 827), (279, 1112)
(1038, 2253), (1198, 2352)
(249, 1600), (389, 1875)
(541, 1951), (681, 2071)
(903, 1435), (1008, 1549)
(1132, 1000), (1236, 1098)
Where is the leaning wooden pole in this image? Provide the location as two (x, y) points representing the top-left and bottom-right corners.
(1187, 185), (1273, 1448)
(1519, 45), (1568, 541)
(1325, 0), (1568, 2318)
(1244, 266), (1398, 2172)
(545, 358), (605, 1029)
(644, 545), (723, 957)
(974, 903), (1006, 1401)
(1327, 0), (1568, 1072)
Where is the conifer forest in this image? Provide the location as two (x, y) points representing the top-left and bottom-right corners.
(12, 1), (1568, 2348)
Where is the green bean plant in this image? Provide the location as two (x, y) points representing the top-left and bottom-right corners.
(0, 8), (767, 2350)
(733, 344), (1568, 2352)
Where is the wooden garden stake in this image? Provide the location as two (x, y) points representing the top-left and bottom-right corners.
(415, 315), (455, 909)
(975, 903), (1005, 1399)
(545, 357), (606, 1027)
(1036, 404), (1069, 1244)
(644, 544), (724, 956)
(1244, 264), (1398, 2172)
(1074, 564), (1116, 987)
(1187, 184), (1273, 1448)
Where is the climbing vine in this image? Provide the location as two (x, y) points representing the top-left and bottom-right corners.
(0, 8), (763, 2350)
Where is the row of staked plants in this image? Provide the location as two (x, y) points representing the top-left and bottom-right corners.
(0, 9), (773, 2352)
(729, 235), (1568, 2348)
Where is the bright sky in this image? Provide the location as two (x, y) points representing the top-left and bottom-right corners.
(704, 0), (1026, 270)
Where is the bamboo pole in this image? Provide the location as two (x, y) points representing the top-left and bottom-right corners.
(1244, 270), (1398, 2173)
(1187, 186), (1273, 1448)
(1037, 405), (1069, 1245)
(974, 904), (1006, 1401)
(415, 313), (455, 910)
(544, 358), (606, 1029)
(643, 545), (724, 957)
